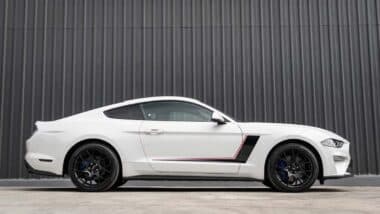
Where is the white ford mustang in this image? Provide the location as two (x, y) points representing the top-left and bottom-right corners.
(25, 96), (351, 192)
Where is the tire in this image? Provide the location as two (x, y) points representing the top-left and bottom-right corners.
(68, 143), (120, 192)
(262, 180), (274, 190)
(111, 178), (128, 190)
(266, 143), (319, 192)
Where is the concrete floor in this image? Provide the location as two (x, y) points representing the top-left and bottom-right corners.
(0, 185), (379, 214)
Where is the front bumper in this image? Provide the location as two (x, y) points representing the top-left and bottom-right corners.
(320, 160), (353, 184)
(322, 172), (353, 180)
(319, 138), (351, 177)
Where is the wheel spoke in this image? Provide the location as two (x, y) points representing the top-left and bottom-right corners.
(85, 150), (95, 160)
(78, 154), (86, 161)
(291, 149), (296, 162)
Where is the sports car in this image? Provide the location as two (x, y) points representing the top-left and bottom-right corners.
(25, 96), (352, 192)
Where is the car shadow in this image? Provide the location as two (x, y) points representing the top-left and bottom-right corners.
(17, 186), (347, 193)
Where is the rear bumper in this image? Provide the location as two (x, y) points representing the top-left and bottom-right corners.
(24, 160), (60, 177)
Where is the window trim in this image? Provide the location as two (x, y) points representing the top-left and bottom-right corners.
(103, 100), (230, 122)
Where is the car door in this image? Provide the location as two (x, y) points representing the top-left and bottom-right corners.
(138, 101), (244, 174)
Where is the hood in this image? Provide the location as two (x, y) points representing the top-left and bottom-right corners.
(238, 122), (346, 142)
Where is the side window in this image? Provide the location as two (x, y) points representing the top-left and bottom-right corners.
(104, 104), (144, 120)
(141, 101), (212, 122)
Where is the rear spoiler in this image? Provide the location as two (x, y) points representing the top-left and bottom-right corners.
(35, 121), (48, 130)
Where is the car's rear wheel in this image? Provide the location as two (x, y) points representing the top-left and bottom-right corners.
(266, 143), (319, 192)
(68, 143), (120, 192)
(262, 180), (274, 189)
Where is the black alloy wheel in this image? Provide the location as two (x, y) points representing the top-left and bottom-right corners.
(68, 143), (120, 192)
(266, 143), (319, 192)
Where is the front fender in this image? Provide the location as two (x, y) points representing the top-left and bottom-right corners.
(239, 134), (332, 180)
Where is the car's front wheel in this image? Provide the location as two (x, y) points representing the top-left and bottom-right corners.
(266, 143), (319, 192)
(111, 178), (128, 189)
(68, 143), (120, 192)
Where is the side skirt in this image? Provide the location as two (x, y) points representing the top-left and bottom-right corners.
(124, 175), (263, 182)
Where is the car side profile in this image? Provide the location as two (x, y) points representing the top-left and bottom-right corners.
(25, 96), (351, 192)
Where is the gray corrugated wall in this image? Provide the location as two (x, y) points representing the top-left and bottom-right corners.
(0, 0), (379, 178)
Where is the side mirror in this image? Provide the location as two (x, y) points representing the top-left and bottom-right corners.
(211, 112), (226, 125)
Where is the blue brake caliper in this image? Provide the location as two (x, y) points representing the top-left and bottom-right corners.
(277, 159), (288, 183)
(79, 160), (89, 171)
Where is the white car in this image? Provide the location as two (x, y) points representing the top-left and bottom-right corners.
(25, 96), (352, 192)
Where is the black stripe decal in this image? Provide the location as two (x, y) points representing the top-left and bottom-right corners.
(234, 135), (260, 162)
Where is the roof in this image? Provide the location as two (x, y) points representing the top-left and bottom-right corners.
(122, 96), (200, 105)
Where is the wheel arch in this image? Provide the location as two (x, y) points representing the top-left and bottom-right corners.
(264, 139), (324, 181)
(62, 138), (123, 177)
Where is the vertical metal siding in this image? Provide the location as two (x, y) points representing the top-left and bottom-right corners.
(0, 0), (379, 178)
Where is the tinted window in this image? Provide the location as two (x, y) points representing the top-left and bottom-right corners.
(140, 101), (212, 122)
(104, 104), (144, 120)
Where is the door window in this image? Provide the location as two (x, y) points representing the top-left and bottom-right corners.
(140, 101), (212, 122)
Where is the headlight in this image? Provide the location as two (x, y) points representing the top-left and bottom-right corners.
(321, 138), (344, 148)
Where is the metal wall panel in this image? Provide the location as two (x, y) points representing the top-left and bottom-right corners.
(0, 0), (379, 178)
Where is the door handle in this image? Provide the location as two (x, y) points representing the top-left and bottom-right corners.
(145, 129), (164, 135)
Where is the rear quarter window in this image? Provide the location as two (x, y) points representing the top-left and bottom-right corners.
(104, 104), (144, 120)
